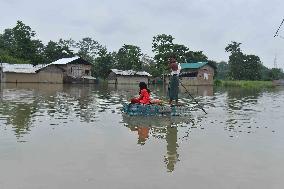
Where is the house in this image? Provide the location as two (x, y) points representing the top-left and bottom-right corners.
(108, 69), (152, 84)
(179, 62), (215, 86)
(0, 56), (96, 84)
(0, 63), (63, 83)
(46, 56), (95, 83)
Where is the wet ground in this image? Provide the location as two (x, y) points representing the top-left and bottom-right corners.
(0, 83), (283, 189)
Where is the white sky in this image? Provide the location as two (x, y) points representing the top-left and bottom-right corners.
(1, 0), (284, 69)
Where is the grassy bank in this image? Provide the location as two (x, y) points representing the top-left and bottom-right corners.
(214, 80), (275, 88)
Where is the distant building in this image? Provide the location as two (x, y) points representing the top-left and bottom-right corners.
(0, 63), (62, 83)
(164, 62), (215, 86)
(108, 69), (152, 84)
(0, 57), (96, 84)
(179, 62), (215, 86)
(48, 56), (95, 83)
(273, 79), (284, 86)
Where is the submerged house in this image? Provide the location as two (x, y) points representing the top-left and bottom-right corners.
(179, 62), (215, 86)
(108, 69), (152, 84)
(0, 57), (95, 84)
(0, 63), (63, 83)
(47, 56), (95, 83)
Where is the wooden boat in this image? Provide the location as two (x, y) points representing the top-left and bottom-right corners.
(122, 103), (192, 116)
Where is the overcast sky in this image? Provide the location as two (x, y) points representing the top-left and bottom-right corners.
(1, 0), (284, 68)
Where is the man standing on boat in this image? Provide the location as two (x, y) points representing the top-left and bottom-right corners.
(168, 57), (181, 105)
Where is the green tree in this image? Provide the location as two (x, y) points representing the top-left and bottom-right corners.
(43, 40), (74, 63)
(0, 50), (30, 64)
(216, 61), (229, 80)
(225, 41), (263, 80)
(269, 68), (284, 80)
(93, 48), (116, 79)
(115, 44), (142, 70)
(225, 41), (242, 54)
(185, 51), (208, 63)
(172, 44), (189, 63)
(0, 21), (45, 64)
(243, 54), (262, 80)
(75, 37), (102, 63)
(152, 34), (174, 73)
(225, 41), (244, 80)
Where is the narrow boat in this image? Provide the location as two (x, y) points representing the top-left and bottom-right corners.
(122, 103), (191, 116)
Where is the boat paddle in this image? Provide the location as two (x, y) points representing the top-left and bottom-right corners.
(179, 82), (207, 114)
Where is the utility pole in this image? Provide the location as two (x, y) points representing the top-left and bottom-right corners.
(0, 59), (2, 83)
(274, 54), (278, 69)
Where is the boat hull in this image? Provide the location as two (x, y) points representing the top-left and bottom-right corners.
(122, 103), (191, 116)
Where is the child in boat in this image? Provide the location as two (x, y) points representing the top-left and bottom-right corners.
(131, 82), (151, 104)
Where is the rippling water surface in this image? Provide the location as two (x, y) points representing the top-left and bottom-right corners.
(0, 83), (283, 189)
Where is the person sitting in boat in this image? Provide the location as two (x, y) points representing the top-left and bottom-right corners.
(131, 82), (151, 104)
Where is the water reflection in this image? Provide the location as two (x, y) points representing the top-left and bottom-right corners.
(179, 85), (214, 97)
(122, 114), (198, 172)
(125, 115), (180, 172)
(221, 88), (264, 134)
(1, 83), (283, 173)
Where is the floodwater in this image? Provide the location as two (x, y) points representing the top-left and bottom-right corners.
(0, 83), (283, 189)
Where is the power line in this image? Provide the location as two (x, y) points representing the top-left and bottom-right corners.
(274, 18), (284, 37)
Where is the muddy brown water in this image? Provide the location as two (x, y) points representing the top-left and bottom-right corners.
(0, 83), (283, 189)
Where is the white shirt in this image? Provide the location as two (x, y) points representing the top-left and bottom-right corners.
(171, 63), (181, 75)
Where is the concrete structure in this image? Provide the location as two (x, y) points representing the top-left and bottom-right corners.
(0, 57), (96, 84)
(179, 62), (215, 86)
(108, 69), (151, 84)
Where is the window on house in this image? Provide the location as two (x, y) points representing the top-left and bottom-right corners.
(70, 66), (82, 77)
(85, 70), (90, 75)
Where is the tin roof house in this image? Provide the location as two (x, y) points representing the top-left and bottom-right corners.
(179, 62), (215, 86)
(46, 56), (95, 83)
(0, 63), (63, 83)
(0, 57), (96, 84)
(108, 69), (152, 84)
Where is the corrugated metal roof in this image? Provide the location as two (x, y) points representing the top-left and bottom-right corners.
(180, 62), (208, 69)
(136, 71), (151, 76)
(36, 56), (81, 71)
(49, 56), (80, 65)
(110, 69), (151, 76)
(0, 63), (45, 73)
(0, 57), (82, 73)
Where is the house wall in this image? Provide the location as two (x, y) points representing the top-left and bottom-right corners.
(108, 75), (149, 84)
(38, 65), (63, 83)
(118, 76), (148, 84)
(2, 73), (38, 83)
(2, 65), (63, 83)
(180, 65), (215, 86)
(66, 64), (92, 78)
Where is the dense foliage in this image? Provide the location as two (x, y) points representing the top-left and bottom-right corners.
(1, 21), (283, 80)
(222, 41), (284, 80)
